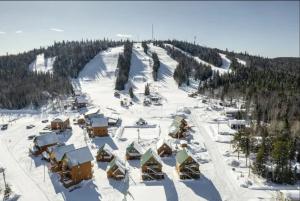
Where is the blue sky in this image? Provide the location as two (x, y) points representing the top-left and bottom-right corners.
(0, 1), (299, 57)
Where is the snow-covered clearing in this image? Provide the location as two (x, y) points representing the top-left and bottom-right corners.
(236, 58), (247, 66)
(1, 43), (297, 201)
(29, 53), (55, 74)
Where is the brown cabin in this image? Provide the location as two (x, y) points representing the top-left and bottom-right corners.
(106, 157), (126, 180)
(51, 117), (70, 131)
(60, 147), (94, 188)
(49, 144), (75, 172)
(126, 141), (143, 160)
(168, 116), (189, 139)
(141, 148), (164, 180)
(87, 117), (108, 137)
(96, 144), (114, 162)
(176, 148), (200, 180)
(156, 139), (172, 157)
(30, 132), (59, 156)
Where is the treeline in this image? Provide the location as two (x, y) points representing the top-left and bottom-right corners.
(152, 52), (160, 81)
(115, 41), (133, 90)
(142, 41), (148, 54)
(0, 39), (123, 109)
(164, 40), (222, 67)
(199, 52), (300, 184)
(163, 45), (213, 86)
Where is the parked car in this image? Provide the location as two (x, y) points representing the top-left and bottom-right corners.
(41, 120), (48, 123)
(26, 124), (35, 129)
(27, 135), (36, 140)
(1, 124), (8, 130)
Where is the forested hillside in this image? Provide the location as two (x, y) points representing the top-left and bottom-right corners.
(0, 39), (123, 109)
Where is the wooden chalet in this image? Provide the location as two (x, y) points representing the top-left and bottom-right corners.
(176, 148), (200, 179)
(156, 139), (172, 157)
(140, 148), (164, 180)
(168, 116), (188, 139)
(87, 117), (109, 137)
(60, 147), (94, 188)
(106, 157), (126, 180)
(30, 132), (59, 156)
(96, 144), (114, 162)
(51, 116), (70, 131)
(126, 141), (143, 160)
(49, 144), (75, 172)
(77, 115), (85, 125)
(74, 96), (88, 109)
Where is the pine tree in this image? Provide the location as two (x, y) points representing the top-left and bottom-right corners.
(144, 83), (150, 96)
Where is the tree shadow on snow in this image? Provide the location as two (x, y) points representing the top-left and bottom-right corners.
(49, 172), (102, 201)
(143, 174), (179, 201)
(182, 174), (222, 201)
(157, 61), (173, 86)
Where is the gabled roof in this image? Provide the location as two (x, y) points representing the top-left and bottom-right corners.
(169, 116), (185, 134)
(91, 117), (108, 127)
(52, 116), (69, 122)
(156, 139), (172, 149)
(35, 132), (59, 147)
(98, 144), (113, 156)
(64, 147), (94, 168)
(52, 144), (75, 162)
(176, 148), (198, 165)
(228, 119), (246, 125)
(107, 157), (126, 174)
(84, 109), (101, 118)
(126, 141), (143, 154)
(140, 148), (162, 167)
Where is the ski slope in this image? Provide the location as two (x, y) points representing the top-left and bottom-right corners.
(165, 44), (231, 75)
(29, 53), (55, 74)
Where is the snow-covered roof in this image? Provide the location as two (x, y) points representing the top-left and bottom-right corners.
(228, 119), (247, 125)
(107, 157), (126, 174)
(64, 147), (94, 167)
(140, 148), (162, 167)
(52, 116), (69, 122)
(85, 109), (100, 117)
(91, 117), (108, 127)
(34, 132), (59, 147)
(52, 144), (75, 162)
(98, 144), (113, 155)
(218, 124), (236, 135)
(76, 96), (88, 104)
(126, 141), (143, 154)
(225, 108), (246, 114)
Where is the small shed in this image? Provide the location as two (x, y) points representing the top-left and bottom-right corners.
(49, 144), (75, 172)
(176, 148), (200, 179)
(140, 148), (164, 180)
(61, 147), (94, 187)
(30, 132), (59, 156)
(126, 141), (143, 160)
(51, 116), (70, 131)
(156, 139), (172, 157)
(96, 144), (114, 162)
(74, 96), (88, 108)
(106, 157), (126, 180)
(88, 117), (108, 137)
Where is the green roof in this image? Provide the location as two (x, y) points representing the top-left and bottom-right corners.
(126, 141), (142, 154)
(140, 148), (161, 167)
(176, 149), (190, 165)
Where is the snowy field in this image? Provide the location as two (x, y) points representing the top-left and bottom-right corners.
(1, 43), (299, 201)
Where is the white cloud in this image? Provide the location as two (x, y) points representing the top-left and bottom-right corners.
(15, 30), (23, 34)
(116, 33), (132, 38)
(0, 31), (5, 34)
(50, 28), (64, 32)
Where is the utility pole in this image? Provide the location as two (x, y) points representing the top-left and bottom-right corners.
(194, 36), (197, 45)
(152, 24), (154, 42)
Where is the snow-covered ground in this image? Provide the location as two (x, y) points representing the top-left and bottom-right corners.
(29, 53), (55, 74)
(1, 43), (298, 201)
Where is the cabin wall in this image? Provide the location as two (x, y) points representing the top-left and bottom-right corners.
(70, 162), (93, 183)
(92, 127), (108, 137)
